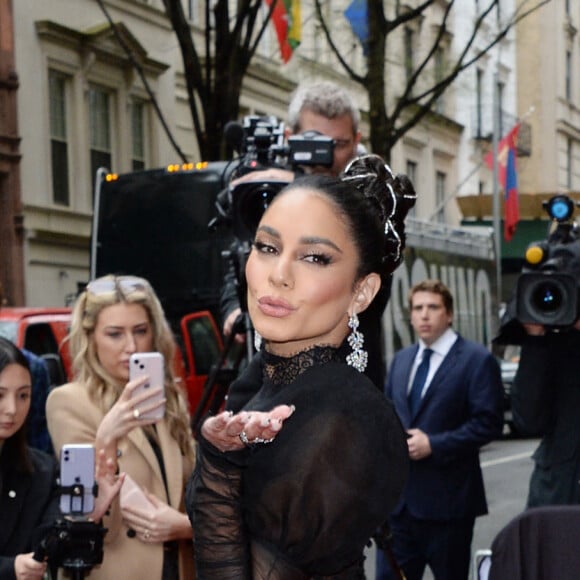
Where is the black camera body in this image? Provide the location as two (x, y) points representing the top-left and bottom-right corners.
(287, 131), (334, 167)
(222, 115), (335, 242)
(34, 518), (105, 572)
(515, 195), (580, 328)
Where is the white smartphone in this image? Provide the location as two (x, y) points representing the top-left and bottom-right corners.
(59, 443), (95, 514)
(129, 352), (166, 420)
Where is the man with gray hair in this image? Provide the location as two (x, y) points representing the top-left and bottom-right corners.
(286, 80), (361, 176)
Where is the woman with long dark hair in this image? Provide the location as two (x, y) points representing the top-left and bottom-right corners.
(0, 336), (121, 580)
(187, 155), (416, 578)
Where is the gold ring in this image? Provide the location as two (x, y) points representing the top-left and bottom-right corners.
(133, 408), (140, 420)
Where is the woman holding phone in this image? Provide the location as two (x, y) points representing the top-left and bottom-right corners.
(46, 275), (196, 579)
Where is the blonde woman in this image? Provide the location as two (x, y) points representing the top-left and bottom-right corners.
(47, 276), (195, 579)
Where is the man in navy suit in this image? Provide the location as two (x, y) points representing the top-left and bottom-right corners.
(376, 279), (503, 580)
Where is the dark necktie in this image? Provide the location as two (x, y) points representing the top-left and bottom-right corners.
(408, 348), (433, 417)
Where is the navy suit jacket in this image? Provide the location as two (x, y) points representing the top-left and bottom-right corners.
(385, 334), (503, 521)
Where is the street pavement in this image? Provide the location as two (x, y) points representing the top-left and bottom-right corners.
(364, 435), (539, 579)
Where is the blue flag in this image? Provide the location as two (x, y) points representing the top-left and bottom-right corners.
(344, 0), (369, 55)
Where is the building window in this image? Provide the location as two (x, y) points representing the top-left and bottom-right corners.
(435, 171), (446, 223)
(476, 68), (483, 137)
(497, 80), (505, 138)
(406, 160), (417, 185)
(49, 70), (70, 206)
(566, 50), (572, 101)
(404, 28), (414, 84)
(131, 100), (146, 171)
(406, 160), (417, 217)
(89, 85), (112, 184)
(434, 47), (445, 114)
(188, 0), (199, 21)
(567, 138), (573, 190)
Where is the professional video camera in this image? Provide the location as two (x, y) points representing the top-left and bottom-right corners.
(217, 114), (335, 242)
(515, 194), (580, 328)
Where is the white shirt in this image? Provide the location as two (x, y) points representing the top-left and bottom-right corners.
(407, 327), (458, 398)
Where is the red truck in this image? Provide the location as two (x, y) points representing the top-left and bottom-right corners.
(0, 306), (227, 419)
(0, 307), (72, 387)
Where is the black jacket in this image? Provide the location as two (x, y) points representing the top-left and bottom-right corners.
(511, 331), (580, 506)
(0, 448), (60, 579)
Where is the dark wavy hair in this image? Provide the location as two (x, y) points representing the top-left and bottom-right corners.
(279, 154), (416, 285)
(0, 337), (33, 476)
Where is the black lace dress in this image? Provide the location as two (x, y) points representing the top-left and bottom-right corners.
(186, 346), (409, 579)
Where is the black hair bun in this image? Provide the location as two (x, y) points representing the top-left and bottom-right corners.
(342, 154), (417, 275)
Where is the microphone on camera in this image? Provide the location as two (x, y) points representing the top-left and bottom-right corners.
(224, 121), (245, 154)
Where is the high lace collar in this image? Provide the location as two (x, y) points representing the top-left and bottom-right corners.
(261, 345), (340, 386)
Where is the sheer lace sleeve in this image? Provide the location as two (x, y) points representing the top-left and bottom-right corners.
(186, 439), (250, 579)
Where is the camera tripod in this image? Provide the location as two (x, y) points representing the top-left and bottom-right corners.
(190, 311), (252, 434)
(190, 239), (256, 434)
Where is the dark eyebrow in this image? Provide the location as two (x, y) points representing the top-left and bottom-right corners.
(256, 225), (342, 253)
(299, 236), (342, 253)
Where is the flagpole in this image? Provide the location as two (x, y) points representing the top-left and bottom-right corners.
(492, 72), (502, 306)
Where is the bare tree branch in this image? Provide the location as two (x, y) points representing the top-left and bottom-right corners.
(313, 0), (365, 84)
(159, 0), (277, 160)
(317, 0), (552, 162)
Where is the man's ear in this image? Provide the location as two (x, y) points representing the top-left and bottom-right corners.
(350, 273), (381, 315)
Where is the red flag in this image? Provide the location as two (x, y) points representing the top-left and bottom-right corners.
(265, 0), (301, 63)
(504, 134), (519, 241)
(485, 124), (520, 241)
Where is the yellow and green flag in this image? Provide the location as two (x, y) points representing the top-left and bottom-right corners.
(265, 0), (301, 63)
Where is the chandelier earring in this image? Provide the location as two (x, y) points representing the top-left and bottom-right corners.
(346, 312), (367, 373)
(254, 330), (263, 352)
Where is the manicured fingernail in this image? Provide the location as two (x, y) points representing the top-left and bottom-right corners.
(260, 417), (271, 427)
(271, 418), (283, 431)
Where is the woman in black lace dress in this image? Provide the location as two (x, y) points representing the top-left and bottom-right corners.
(186, 155), (416, 579)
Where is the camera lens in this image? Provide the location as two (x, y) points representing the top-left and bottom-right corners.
(233, 182), (286, 241)
(531, 281), (563, 313)
(239, 188), (277, 235)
